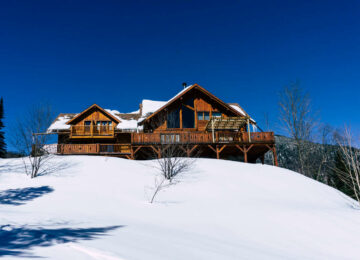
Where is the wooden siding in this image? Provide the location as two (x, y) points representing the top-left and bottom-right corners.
(74, 110), (118, 127)
(149, 95), (235, 132)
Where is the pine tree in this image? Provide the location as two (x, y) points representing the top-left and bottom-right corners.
(0, 97), (6, 158)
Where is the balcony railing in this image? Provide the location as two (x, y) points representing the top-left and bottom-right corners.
(70, 125), (115, 138)
(58, 143), (131, 155)
(131, 131), (274, 144)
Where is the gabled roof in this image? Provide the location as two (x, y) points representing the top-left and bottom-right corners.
(139, 84), (249, 124)
(66, 104), (121, 125)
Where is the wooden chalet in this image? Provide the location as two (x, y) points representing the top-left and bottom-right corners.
(47, 84), (278, 165)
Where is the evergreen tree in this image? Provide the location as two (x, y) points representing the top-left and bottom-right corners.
(0, 97), (6, 157)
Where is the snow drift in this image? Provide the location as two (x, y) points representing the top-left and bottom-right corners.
(0, 156), (359, 259)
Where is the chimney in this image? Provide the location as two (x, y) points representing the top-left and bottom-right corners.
(182, 82), (187, 89)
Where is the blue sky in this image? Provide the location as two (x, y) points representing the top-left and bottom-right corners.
(1, 0), (359, 148)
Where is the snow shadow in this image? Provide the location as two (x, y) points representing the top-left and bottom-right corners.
(0, 186), (54, 206)
(0, 225), (122, 257)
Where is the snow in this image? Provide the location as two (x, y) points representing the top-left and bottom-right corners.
(1, 156), (360, 259)
(229, 104), (246, 116)
(140, 99), (167, 117)
(47, 115), (75, 132)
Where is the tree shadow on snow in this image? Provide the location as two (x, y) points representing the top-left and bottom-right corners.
(0, 186), (54, 206)
(0, 225), (122, 257)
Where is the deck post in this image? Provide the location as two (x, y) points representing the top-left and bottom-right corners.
(216, 146), (220, 159)
(212, 119), (215, 143)
(261, 154), (265, 164)
(247, 118), (251, 142)
(243, 145), (248, 163)
(272, 146), (278, 166)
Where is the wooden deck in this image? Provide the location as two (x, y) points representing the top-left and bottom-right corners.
(70, 125), (115, 138)
(131, 131), (274, 144)
(57, 131), (277, 164)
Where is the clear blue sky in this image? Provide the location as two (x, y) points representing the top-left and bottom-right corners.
(1, 0), (359, 147)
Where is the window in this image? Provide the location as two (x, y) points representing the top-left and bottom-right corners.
(212, 112), (222, 118)
(182, 105), (195, 128)
(161, 134), (180, 144)
(84, 121), (91, 125)
(167, 108), (180, 128)
(204, 112), (210, 120)
(197, 111), (210, 120)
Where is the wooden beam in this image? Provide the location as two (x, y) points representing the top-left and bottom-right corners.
(180, 106), (183, 129)
(189, 144), (198, 154)
(219, 144), (227, 153)
(183, 104), (195, 111)
(246, 144), (254, 153)
(133, 146), (142, 155)
(235, 144), (244, 152)
(208, 145), (216, 153)
(150, 145), (161, 158)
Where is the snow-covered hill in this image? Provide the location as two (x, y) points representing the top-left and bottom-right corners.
(0, 156), (359, 259)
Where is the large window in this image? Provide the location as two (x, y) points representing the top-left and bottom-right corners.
(182, 109), (195, 129)
(167, 108), (180, 128)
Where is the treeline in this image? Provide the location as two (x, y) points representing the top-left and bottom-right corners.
(265, 82), (360, 205)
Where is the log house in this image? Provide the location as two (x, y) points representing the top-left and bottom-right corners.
(47, 84), (278, 165)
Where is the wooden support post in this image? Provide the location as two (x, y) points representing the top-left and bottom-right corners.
(244, 145), (248, 163)
(247, 118), (251, 142)
(212, 119), (215, 143)
(96, 143), (100, 154)
(272, 146), (278, 166)
(215, 145), (227, 160)
(261, 154), (265, 164)
(130, 147), (135, 160)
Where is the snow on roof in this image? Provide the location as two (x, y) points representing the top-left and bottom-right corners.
(47, 114), (76, 132)
(105, 109), (140, 130)
(229, 104), (246, 116)
(141, 99), (167, 117)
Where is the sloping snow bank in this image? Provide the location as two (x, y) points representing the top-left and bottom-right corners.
(0, 156), (359, 259)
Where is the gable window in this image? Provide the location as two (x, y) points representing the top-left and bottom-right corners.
(84, 121), (91, 125)
(197, 111), (210, 120)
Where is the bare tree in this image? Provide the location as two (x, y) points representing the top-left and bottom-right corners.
(149, 144), (196, 203)
(11, 104), (55, 178)
(314, 124), (335, 183)
(334, 127), (360, 206)
(278, 81), (317, 176)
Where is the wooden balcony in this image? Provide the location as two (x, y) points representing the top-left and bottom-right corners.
(131, 131), (275, 144)
(58, 143), (131, 155)
(70, 125), (115, 138)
